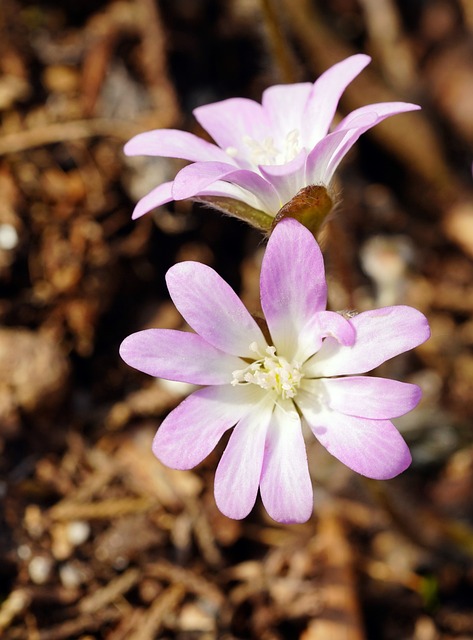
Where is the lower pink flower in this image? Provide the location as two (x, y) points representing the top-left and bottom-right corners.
(120, 219), (430, 523)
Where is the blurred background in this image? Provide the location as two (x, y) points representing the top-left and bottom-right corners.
(1, 0), (473, 638)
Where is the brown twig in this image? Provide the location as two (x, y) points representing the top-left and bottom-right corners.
(127, 584), (186, 640)
(145, 560), (224, 607)
(279, 0), (459, 206)
(79, 568), (141, 614)
(137, 0), (180, 117)
(81, 0), (179, 120)
(0, 590), (31, 634)
(259, 0), (300, 83)
(301, 507), (366, 640)
(48, 496), (155, 521)
(0, 119), (144, 156)
(358, 0), (417, 92)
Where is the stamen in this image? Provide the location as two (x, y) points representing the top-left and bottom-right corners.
(284, 129), (300, 162)
(242, 130), (301, 166)
(232, 345), (303, 399)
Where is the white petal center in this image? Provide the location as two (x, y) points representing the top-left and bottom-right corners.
(241, 129), (301, 166)
(231, 342), (303, 399)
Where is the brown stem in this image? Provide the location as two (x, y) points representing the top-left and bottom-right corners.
(260, 0), (300, 83)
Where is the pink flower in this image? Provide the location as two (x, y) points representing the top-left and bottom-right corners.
(120, 219), (430, 523)
(125, 54), (419, 224)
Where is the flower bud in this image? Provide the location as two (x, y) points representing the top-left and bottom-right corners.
(272, 185), (334, 237)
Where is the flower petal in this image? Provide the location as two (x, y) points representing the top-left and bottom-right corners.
(193, 97), (270, 165)
(258, 149), (307, 206)
(305, 112), (378, 185)
(166, 261), (266, 358)
(259, 402), (313, 524)
(323, 102), (421, 182)
(120, 329), (247, 385)
(309, 311), (357, 348)
(298, 396), (411, 479)
(172, 161), (281, 212)
(172, 161), (239, 198)
(197, 180), (270, 212)
(131, 181), (174, 219)
(301, 54), (371, 148)
(260, 218), (327, 361)
(214, 396), (274, 519)
(294, 310), (356, 368)
(262, 82), (312, 144)
(335, 102), (421, 133)
(305, 102), (420, 186)
(124, 129), (232, 163)
(153, 384), (260, 469)
(306, 306), (430, 377)
(305, 376), (422, 419)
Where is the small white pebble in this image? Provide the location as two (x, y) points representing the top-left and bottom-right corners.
(66, 521), (90, 546)
(360, 235), (414, 306)
(17, 544), (32, 561)
(59, 563), (83, 589)
(0, 224), (19, 250)
(178, 602), (216, 632)
(28, 556), (53, 585)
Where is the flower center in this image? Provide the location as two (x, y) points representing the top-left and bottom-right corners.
(229, 129), (301, 166)
(231, 343), (303, 399)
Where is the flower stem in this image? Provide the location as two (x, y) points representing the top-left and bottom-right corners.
(259, 0), (299, 84)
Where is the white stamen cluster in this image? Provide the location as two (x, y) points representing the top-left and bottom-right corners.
(237, 129), (301, 166)
(231, 342), (303, 399)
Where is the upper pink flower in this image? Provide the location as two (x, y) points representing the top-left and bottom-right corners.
(125, 54), (419, 221)
(120, 218), (430, 524)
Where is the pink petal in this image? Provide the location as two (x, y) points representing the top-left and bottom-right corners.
(198, 180), (270, 212)
(153, 384), (259, 470)
(172, 161), (238, 198)
(166, 261), (266, 358)
(323, 102), (421, 181)
(260, 403), (313, 524)
(298, 396), (412, 479)
(131, 181), (174, 219)
(258, 149), (307, 206)
(301, 54), (371, 148)
(306, 306), (430, 377)
(306, 102), (419, 184)
(262, 82), (312, 144)
(305, 102), (420, 186)
(120, 329), (247, 385)
(214, 397), (274, 520)
(172, 161), (281, 212)
(308, 311), (356, 349)
(295, 310), (357, 369)
(335, 102), (421, 132)
(124, 129), (232, 163)
(306, 377), (422, 419)
(193, 97), (270, 165)
(305, 112), (378, 185)
(260, 218), (327, 361)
